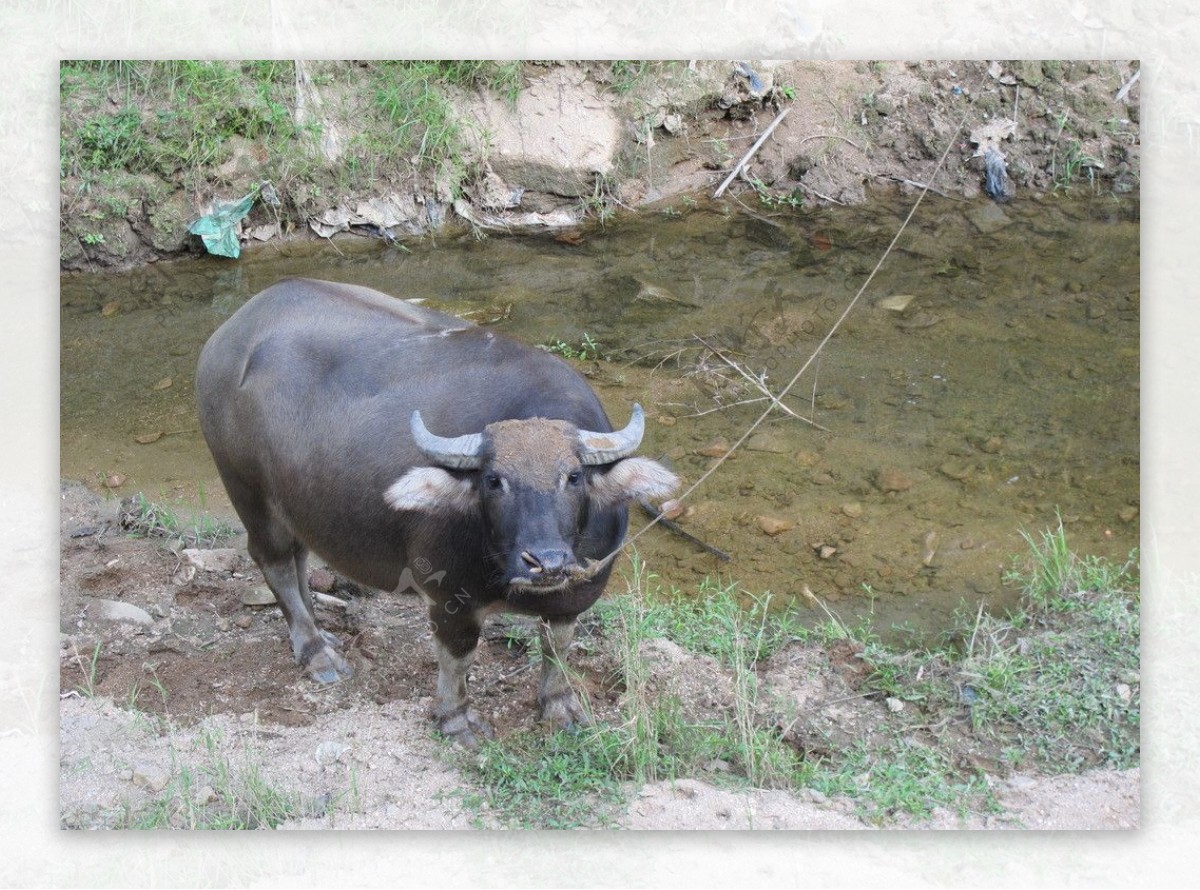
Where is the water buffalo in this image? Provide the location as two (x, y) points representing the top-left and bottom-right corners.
(196, 278), (678, 746)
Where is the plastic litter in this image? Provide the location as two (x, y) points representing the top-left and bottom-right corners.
(188, 191), (255, 258)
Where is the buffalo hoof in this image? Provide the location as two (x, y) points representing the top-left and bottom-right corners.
(437, 707), (494, 750)
(538, 690), (591, 730)
(304, 644), (353, 685)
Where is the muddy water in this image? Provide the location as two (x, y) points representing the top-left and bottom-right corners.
(60, 194), (1139, 644)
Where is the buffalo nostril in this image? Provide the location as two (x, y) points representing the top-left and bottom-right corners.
(521, 550), (542, 573)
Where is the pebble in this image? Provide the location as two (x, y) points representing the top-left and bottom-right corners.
(811, 472), (836, 486)
(150, 377), (174, 391)
(658, 499), (686, 521)
(233, 614), (253, 629)
(194, 785), (218, 806)
(656, 414), (677, 427)
(745, 431), (790, 453)
(309, 567), (337, 592)
(315, 740), (351, 766)
(103, 473), (127, 489)
(939, 460), (973, 481)
(876, 293), (916, 312)
(1118, 506), (1138, 523)
(241, 586), (277, 607)
(756, 515), (793, 536)
(886, 697), (904, 713)
(841, 502), (863, 518)
(131, 764), (170, 793)
(875, 467), (912, 493)
(979, 436), (1003, 454)
(183, 548), (242, 573)
(817, 544), (837, 560)
(696, 438), (730, 458)
(96, 600), (153, 626)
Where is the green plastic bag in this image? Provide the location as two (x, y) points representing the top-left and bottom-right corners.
(188, 192), (255, 258)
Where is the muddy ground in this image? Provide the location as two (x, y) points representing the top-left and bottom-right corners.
(58, 482), (1138, 830)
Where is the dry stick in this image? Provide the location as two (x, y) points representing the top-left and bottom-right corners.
(581, 98), (971, 580)
(693, 335), (830, 432)
(713, 106), (792, 198)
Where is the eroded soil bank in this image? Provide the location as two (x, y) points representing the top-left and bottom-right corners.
(60, 59), (1140, 271)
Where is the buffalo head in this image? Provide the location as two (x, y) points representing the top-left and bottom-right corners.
(384, 404), (678, 589)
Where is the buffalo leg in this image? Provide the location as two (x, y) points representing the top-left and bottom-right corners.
(248, 527), (352, 684)
(537, 617), (590, 728)
(430, 609), (493, 748)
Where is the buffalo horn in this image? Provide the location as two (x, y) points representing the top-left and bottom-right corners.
(577, 404), (645, 465)
(410, 410), (484, 469)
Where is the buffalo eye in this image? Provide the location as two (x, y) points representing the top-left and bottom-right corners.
(484, 473), (504, 491)
(566, 469), (583, 486)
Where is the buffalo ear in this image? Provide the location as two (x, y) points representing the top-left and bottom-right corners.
(590, 457), (680, 508)
(384, 467), (478, 513)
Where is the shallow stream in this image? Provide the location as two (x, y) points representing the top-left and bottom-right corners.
(60, 192), (1139, 644)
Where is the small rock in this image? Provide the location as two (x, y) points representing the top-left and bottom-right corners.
(979, 436), (1003, 454)
(695, 438), (730, 458)
(100, 300), (121, 317)
(103, 473), (127, 489)
(841, 502), (863, 519)
(233, 614), (253, 629)
(1118, 506), (1138, 523)
(886, 697), (904, 713)
(309, 567), (337, 592)
(241, 586), (277, 607)
(745, 431), (790, 453)
(658, 499), (686, 521)
(757, 515), (793, 536)
(875, 294), (916, 312)
(1086, 304), (1107, 320)
(150, 377), (174, 391)
(656, 414), (677, 427)
(95, 600), (153, 626)
(1068, 366), (1087, 380)
(131, 765), (170, 793)
(939, 460), (973, 481)
(194, 785), (218, 806)
(817, 544), (837, 560)
(793, 450), (820, 468)
(966, 202), (1012, 234)
(183, 548), (241, 573)
(875, 467), (912, 493)
(315, 740), (351, 766)
(134, 432), (164, 445)
(1115, 683), (1132, 705)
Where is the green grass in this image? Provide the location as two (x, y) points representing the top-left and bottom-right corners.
(454, 521), (1139, 827)
(540, 332), (601, 360)
(122, 726), (323, 829)
(61, 60), (310, 181)
(119, 491), (240, 549)
(369, 61), (522, 175)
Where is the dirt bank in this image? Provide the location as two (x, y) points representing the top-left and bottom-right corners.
(59, 482), (1138, 830)
(59, 59), (1140, 272)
